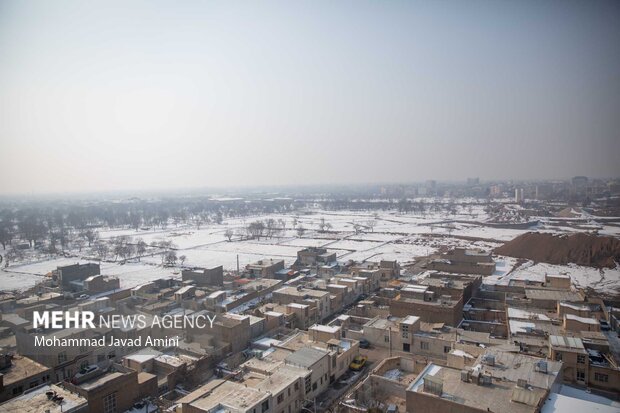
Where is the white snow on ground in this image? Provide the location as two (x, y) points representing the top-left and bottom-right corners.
(485, 260), (620, 293)
(0, 257), (101, 292)
(0, 270), (44, 291)
(279, 237), (334, 248)
(2, 208), (620, 293)
(327, 239), (385, 251)
(100, 262), (180, 289)
(492, 256), (518, 277)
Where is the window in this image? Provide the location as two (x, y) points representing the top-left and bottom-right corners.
(384, 335), (389, 343)
(103, 392), (117, 413)
(58, 352), (67, 364)
(305, 376), (311, 393)
(261, 400), (269, 413)
(294, 382), (299, 391)
(277, 393), (284, 404)
(576, 369), (585, 382)
(577, 354), (586, 364)
(312, 382), (318, 391)
(420, 341), (429, 351)
(555, 352), (562, 362)
(29, 380), (39, 388)
(402, 332), (409, 339)
(12, 386), (23, 395)
(401, 325), (409, 332)
(594, 373), (609, 383)
(444, 346), (451, 353)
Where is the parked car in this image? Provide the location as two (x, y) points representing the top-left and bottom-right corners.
(349, 355), (368, 371)
(359, 339), (370, 349)
(600, 320), (611, 331)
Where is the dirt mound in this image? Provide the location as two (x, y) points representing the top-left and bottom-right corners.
(495, 232), (620, 268)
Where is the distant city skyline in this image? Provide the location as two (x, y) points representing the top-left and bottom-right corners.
(1, 1), (619, 195)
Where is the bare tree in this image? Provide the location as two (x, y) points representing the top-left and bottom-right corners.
(193, 214), (204, 230)
(296, 225), (306, 237)
(165, 250), (177, 266)
(265, 219), (277, 238)
(0, 222), (13, 250)
(4, 247), (24, 267)
(366, 220), (376, 233)
(214, 211), (223, 224)
(224, 228), (234, 242)
(247, 221), (266, 240)
(81, 229), (98, 247)
(136, 239), (147, 261)
(74, 238), (86, 252)
(179, 254), (187, 266)
(93, 241), (109, 260)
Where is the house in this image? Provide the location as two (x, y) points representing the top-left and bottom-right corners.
(182, 266), (224, 287)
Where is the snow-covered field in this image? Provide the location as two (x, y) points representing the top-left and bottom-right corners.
(2, 207), (619, 294)
(484, 259), (620, 293)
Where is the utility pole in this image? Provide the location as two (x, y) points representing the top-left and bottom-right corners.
(389, 326), (392, 357)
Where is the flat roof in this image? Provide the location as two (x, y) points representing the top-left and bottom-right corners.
(565, 314), (598, 325)
(549, 335), (585, 351)
(187, 380), (269, 411)
(475, 350), (562, 390)
(1, 356), (50, 385)
(507, 307), (551, 321)
(285, 347), (327, 368)
(408, 364), (543, 413)
(542, 392), (618, 413)
(309, 324), (340, 334)
(0, 384), (87, 413)
(287, 303), (309, 309)
(79, 372), (124, 391)
(525, 289), (584, 302)
(402, 315), (420, 325)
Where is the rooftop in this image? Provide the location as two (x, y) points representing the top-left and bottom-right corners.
(309, 324), (340, 334)
(79, 372), (124, 391)
(408, 364), (544, 413)
(0, 356), (49, 385)
(183, 379), (269, 412)
(475, 350), (562, 390)
(0, 384), (87, 413)
(564, 314), (598, 325)
(275, 286), (329, 298)
(525, 289), (584, 302)
(549, 335), (586, 352)
(284, 347), (328, 368)
(541, 392), (619, 413)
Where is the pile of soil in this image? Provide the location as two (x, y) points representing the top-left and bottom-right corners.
(495, 232), (620, 268)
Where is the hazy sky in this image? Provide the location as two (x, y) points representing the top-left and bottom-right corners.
(1, 1), (619, 195)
